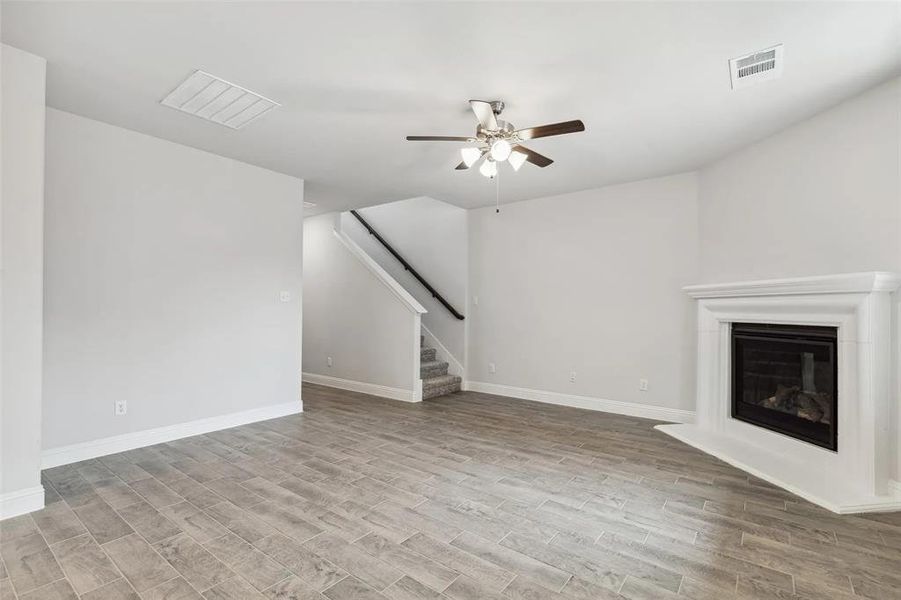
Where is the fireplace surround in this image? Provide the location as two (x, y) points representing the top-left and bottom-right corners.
(657, 272), (901, 514)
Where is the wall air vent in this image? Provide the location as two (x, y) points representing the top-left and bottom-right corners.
(161, 70), (280, 129)
(729, 44), (784, 90)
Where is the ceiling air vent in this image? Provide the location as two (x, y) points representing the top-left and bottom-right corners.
(161, 70), (280, 129)
(729, 44), (783, 90)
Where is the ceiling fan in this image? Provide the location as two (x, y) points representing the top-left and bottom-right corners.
(406, 100), (585, 178)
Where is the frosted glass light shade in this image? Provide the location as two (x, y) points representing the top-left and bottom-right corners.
(490, 139), (512, 162)
(480, 159), (498, 178)
(508, 150), (527, 171)
(461, 147), (482, 167)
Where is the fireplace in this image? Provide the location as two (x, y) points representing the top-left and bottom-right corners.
(659, 272), (901, 513)
(731, 322), (837, 450)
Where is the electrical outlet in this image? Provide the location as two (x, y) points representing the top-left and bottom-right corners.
(570, 371), (577, 383)
(488, 362), (496, 374)
(115, 400), (127, 416)
(279, 291), (291, 303)
(639, 378), (649, 392)
(327, 356), (333, 368)
(473, 295), (479, 306)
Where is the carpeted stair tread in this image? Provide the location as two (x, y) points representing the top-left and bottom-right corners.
(422, 374), (462, 400)
(420, 360), (449, 379)
(422, 374), (460, 387)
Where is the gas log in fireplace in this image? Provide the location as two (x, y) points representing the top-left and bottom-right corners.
(731, 323), (838, 450)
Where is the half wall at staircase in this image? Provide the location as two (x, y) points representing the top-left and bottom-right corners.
(341, 197), (467, 368)
(302, 213), (425, 401)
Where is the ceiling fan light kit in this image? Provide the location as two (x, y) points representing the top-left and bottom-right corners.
(407, 99), (585, 178)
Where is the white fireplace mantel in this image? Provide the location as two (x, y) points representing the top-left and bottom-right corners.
(657, 272), (901, 513)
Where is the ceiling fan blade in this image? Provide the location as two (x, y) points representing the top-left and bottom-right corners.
(515, 120), (585, 141)
(406, 135), (474, 142)
(455, 149), (487, 170)
(513, 145), (553, 167)
(469, 100), (498, 131)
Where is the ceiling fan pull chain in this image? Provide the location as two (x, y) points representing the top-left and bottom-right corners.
(496, 166), (500, 214)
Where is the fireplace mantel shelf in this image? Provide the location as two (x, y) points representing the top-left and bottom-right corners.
(684, 271), (901, 299)
(660, 271), (901, 514)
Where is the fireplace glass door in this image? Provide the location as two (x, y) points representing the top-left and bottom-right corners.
(731, 323), (837, 450)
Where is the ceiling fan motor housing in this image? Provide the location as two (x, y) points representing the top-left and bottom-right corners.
(477, 120), (513, 140)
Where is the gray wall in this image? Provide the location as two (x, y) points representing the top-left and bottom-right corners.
(42, 109), (304, 451)
(1, 45), (46, 511)
(699, 77), (901, 282)
(467, 172), (700, 412)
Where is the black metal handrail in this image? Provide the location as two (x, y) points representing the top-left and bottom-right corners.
(349, 210), (465, 321)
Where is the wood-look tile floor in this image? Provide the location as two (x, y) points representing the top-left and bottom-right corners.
(3, 384), (901, 600)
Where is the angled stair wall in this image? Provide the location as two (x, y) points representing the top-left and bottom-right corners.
(302, 214), (425, 402)
(340, 199), (467, 369)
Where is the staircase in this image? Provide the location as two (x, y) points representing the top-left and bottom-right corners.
(420, 337), (462, 399)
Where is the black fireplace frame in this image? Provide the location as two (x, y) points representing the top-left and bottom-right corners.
(731, 322), (838, 451)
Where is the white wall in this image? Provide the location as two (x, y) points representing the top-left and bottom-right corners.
(341, 197), (467, 364)
(302, 213), (421, 398)
(1, 45), (47, 516)
(467, 172), (699, 415)
(699, 76), (901, 282)
(43, 109), (304, 452)
(697, 76), (901, 482)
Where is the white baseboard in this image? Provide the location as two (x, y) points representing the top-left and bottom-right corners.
(303, 372), (418, 403)
(42, 401), (302, 470)
(465, 381), (695, 424)
(0, 485), (45, 519)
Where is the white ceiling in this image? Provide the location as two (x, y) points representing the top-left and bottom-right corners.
(3, 2), (899, 212)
